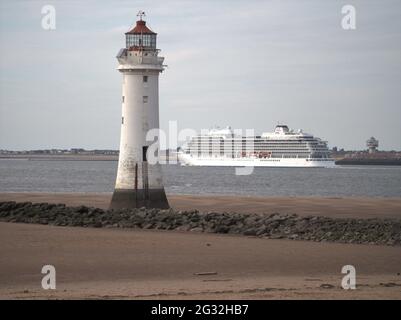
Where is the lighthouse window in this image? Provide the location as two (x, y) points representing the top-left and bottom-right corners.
(126, 34), (156, 49)
(143, 76), (148, 83)
(122, 96), (125, 103)
(143, 96), (148, 103)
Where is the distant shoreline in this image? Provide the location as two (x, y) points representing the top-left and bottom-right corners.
(0, 155), (119, 161)
(2, 154), (401, 165)
(335, 159), (401, 166)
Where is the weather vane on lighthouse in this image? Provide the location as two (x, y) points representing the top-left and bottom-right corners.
(137, 10), (146, 21)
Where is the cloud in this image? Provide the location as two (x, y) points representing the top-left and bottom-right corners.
(0, 0), (400, 150)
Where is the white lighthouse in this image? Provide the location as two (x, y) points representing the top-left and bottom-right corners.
(110, 12), (169, 209)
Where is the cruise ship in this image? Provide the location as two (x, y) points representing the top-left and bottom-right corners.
(178, 125), (335, 168)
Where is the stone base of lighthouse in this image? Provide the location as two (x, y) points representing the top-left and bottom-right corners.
(109, 187), (169, 210)
(109, 160), (170, 210)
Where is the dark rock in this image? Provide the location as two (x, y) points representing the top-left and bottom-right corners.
(243, 228), (257, 236)
(75, 206), (89, 214)
(215, 225), (230, 234)
(0, 201), (400, 246)
(93, 221), (102, 228)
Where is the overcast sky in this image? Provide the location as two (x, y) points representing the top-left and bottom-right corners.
(0, 0), (400, 150)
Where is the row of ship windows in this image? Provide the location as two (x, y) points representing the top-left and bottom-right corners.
(190, 145), (324, 149)
(190, 139), (313, 142)
(193, 142), (320, 145)
(190, 153), (326, 159)
(188, 150), (327, 155)
(189, 141), (323, 145)
(197, 157), (282, 162)
(188, 147), (326, 151)
(194, 137), (318, 140)
(194, 138), (318, 142)
(188, 140), (322, 143)
(188, 143), (321, 148)
(190, 147), (324, 150)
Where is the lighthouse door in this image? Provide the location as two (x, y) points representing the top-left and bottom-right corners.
(142, 146), (148, 162)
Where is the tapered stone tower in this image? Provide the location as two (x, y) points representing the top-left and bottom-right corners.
(110, 12), (169, 209)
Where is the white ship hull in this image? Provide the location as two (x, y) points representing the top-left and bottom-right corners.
(178, 153), (336, 168)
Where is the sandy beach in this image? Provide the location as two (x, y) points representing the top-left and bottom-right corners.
(0, 222), (400, 299)
(0, 193), (400, 299)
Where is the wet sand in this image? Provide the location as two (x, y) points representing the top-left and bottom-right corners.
(0, 222), (400, 299)
(1, 193), (400, 299)
(0, 192), (401, 219)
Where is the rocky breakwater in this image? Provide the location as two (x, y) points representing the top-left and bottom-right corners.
(0, 201), (400, 246)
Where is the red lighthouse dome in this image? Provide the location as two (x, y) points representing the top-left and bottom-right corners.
(125, 12), (157, 49)
(126, 20), (156, 35)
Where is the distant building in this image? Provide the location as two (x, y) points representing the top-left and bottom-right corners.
(366, 137), (379, 154)
(70, 148), (85, 154)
